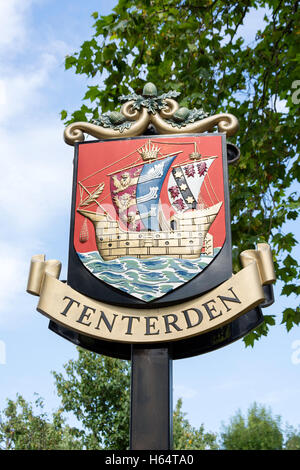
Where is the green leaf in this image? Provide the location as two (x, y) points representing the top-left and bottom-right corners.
(281, 307), (300, 332)
(60, 110), (67, 121)
(65, 55), (77, 70)
(83, 86), (101, 102)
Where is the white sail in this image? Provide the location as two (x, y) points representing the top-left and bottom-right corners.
(167, 157), (217, 212)
(181, 158), (215, 202)
(167, 172), (189, 212)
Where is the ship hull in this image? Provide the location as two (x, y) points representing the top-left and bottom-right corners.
(78, 202), (222, 261)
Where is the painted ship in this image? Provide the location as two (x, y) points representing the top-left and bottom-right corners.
(77, 141), (222, 261)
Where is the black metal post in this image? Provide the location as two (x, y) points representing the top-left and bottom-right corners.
(130, 346), (173, 450)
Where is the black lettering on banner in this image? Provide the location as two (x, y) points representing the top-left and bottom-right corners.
(202, 299), (222, 321)
(121, 316), (140, 335)
(144, 316), (160, 335)
(217, 287), (241, 312)
(182, 308), (203, 329)
(60, 296), (80, 316)
(76, 304), (96, 327)
(163, 314), (183, 334)
(95, 310), (118, 332)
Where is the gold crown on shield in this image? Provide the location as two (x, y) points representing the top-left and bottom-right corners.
(138, 141), (160, 161)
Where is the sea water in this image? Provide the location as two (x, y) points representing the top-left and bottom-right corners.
(77, 249), (220, 302)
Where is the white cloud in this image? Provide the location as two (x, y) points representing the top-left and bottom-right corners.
(0, 80), (6, 106)
(215, 379), (250, 392)
(0, 56), (57, 123)
(0, 0), (75, 320)
(174, 384), (198, 400)
(0, 0), (74, 233)
(0, 0), (32, 51)
(0, 120), (72, 233)
(0, 242), (28, 315)
(0, 0), (71, 124)
(260, 387), (300, 406)
(0, 120), (72, 319)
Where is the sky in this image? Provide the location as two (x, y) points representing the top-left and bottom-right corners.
(0, 0), (299, 440)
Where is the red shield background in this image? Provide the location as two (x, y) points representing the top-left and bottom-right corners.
(74, 135), (225, 254)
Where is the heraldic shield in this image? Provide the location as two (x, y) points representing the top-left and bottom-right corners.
(68, 133), (232, 308)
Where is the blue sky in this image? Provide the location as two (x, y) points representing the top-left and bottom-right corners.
(0, 0), (299, 439)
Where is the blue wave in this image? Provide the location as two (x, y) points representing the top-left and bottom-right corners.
(77, 248), (220, 302)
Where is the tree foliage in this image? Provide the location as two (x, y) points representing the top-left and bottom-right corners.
(2, 354), (300, 450)
(0, 350), (218, 450)
(220, 402), (284, 450)
(284, 425), (300, 450)
(0, 394), (81, 450)
(173, 398), (218, 450)
(62, 0), (300, 344)
(52, 348), (218, 450)
(53, 349), (131, 449)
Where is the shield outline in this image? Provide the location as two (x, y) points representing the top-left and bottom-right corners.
(67, 133), (232, 309)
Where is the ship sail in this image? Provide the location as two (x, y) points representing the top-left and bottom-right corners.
(110, 164), (144, 231)
(136, 155), (177, 231)
(168, 157), (216, 212)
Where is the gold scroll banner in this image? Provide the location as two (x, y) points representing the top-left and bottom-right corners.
(27, 244), (275, 344)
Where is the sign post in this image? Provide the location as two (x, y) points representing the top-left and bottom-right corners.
(27, 83), (276, 450)
(130, 346), (172, 450)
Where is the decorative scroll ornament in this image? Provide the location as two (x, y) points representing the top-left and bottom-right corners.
(63, 82), (239, 146)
